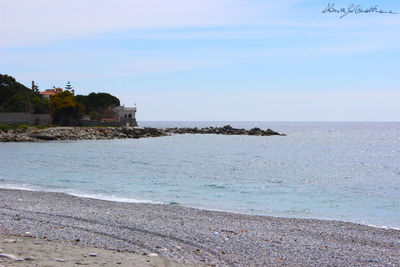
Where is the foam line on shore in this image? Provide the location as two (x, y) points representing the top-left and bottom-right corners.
(0, 184), (162, 205)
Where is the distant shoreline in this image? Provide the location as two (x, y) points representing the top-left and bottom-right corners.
(1, 188), (399, 266)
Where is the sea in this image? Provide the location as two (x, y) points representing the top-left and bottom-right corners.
(1, 122), (399, 229)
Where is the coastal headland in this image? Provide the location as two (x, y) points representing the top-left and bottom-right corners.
(0, 188), (399, 266)
(0, 125), (285, 142)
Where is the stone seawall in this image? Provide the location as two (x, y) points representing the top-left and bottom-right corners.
(0, 125), (285, 142)
(0, 112), (51, 125)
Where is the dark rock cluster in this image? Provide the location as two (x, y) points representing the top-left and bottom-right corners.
(164, 125), (285, 136)
(121, 127), (168, 139)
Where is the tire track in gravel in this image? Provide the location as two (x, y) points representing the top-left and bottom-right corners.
(1, 207), (232, 265)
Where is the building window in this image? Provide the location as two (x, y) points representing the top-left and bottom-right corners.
(128, 114), (132, 118)
(124, 114), (127, 118)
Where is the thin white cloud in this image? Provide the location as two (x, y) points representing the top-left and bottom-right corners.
(1, 0), (399, 48)
(0, 0), (287, 47)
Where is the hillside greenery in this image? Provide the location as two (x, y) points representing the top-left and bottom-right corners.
(1, 74), (121, 125)
(0, 74), (49, 113)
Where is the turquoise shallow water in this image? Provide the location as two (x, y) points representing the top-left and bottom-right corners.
(1, 122), (399, 229)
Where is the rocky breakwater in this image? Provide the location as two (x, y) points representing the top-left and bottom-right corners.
(0, 125), (285, 142)
(28, 127), (128, 141)
(0, 127), (37, 142)
(0, 126), (168, 142)
(0, 127), (123, 142)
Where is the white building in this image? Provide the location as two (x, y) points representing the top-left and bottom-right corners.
(116, 106), (138, 127)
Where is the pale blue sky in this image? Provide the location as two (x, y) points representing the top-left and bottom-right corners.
(1, 0), (399, 120)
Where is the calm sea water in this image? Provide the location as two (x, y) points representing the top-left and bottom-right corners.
(1, 122), (399, 229)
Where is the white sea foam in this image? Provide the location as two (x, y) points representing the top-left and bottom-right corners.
(66, 192), (163, 204)
(365, 223), (400, 231)
(0, 183), (38, 191)
(0, 184), (162, 205)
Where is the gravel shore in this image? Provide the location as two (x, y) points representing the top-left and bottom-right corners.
(1, 188), (399, 266)
(0, 234), (195, 266)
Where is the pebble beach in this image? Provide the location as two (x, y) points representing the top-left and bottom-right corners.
(1, 188), (399, 266)
(0, 234), (194, 267)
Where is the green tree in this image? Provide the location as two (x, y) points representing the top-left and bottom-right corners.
(32, 81), (40, 94)
(32, 96), (50, 114)
(76, 92), (120, 114)
(65, 81), (73, 91)
(75, 94), (88, 108)
(50, 91), (84, 125)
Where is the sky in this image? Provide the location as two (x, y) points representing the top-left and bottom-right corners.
(0, 0), (399, 121)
